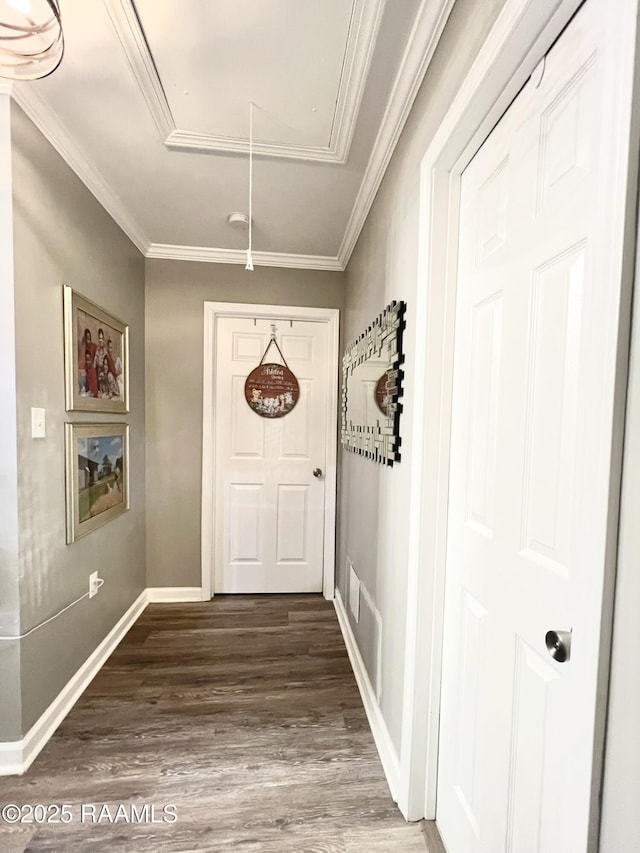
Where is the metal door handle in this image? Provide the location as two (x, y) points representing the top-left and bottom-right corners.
(545, 629), (572, 663)
(313, 468), (323, 478)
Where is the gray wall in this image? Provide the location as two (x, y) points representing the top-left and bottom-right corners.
(0, 95), (21, 741)
(6, 102), (146, 737)
(337, 0), (507, 754)
(144, 259), (345, 588)
(600, 263), (640, 848)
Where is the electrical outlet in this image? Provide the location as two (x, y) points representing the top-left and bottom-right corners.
(89, 571), (100, 598)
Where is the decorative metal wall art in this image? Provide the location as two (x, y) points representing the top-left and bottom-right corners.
(245, 328), (300, 418)
(341, 300), (405, 465)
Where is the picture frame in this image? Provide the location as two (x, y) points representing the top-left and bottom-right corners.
(63, 285), (129, 413)
(65, 422), (130, 543)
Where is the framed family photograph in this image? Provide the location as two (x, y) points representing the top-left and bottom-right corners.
(65, 423), (129, 543)
(63, 285), (129, 413)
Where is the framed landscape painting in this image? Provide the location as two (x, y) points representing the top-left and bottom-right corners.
(65, 423), (129, 543)
(63, 285), (129, 413)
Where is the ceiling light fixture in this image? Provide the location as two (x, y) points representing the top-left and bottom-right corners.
(0, 0), (64, 81)
(245, 101), (255, 271)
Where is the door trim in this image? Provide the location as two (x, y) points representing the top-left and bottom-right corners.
(398, 0), (640, 834)
(201, 302), (340, 601)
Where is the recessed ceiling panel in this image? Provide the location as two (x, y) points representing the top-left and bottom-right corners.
(13, 0), (439, 261)
(134, 0), (355, 148)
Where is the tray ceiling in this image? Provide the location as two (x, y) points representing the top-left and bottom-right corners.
(7, 0), (455, 268)
(115, 0), (381, 160)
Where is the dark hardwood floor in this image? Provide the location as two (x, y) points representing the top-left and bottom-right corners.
(0, 595), (427, 852)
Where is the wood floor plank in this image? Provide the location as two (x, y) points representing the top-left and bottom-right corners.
(421, 820), (447, 853)
(0, 594), (425, 852)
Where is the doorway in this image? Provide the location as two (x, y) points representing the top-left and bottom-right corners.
(438, 0), (629, 847)
(399, 0), (640, 846)
(201, 302), (340, 599)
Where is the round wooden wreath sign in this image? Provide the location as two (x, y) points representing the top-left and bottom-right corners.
(244, 362), (300, 418)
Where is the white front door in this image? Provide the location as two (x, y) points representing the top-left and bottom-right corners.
(437, 0), (636, 849)
(213, 315), (330, 593)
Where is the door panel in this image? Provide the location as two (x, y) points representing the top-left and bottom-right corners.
(276, 484), (308, 563)
(505, 639), (560, 853)
(281, 379), (312, 458)
(230, 374), (265, 457)
(467, 293), (502, 535)
(453, 590), (487, 838)
(521, 246), (583, 573)
(227, 483), (263, 564)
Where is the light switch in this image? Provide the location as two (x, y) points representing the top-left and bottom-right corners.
(31, 408), (46, 438)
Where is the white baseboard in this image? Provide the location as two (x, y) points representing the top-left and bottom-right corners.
(0, 742), (23, 776)
(333, 587), (401, 801)
(0, 590), (148, 776)
(146, 587), (204, 603)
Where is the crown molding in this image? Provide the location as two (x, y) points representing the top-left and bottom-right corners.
(103, 0), (384, 163)
(338, 0), (456, 268)
(330, 0), (386, 163)
(102, 0), (174, 140)
(11, 83), (150, 255)
(163, 129), (346, 163)
(146, 243), (344, 271)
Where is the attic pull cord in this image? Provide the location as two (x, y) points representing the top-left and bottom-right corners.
(245, 101), (254, 271)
